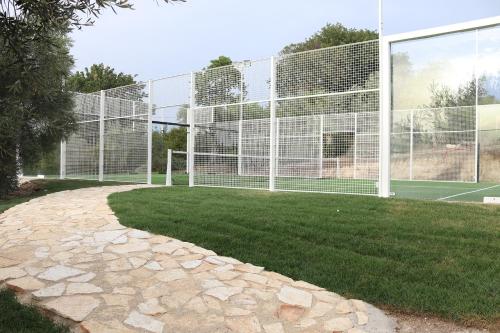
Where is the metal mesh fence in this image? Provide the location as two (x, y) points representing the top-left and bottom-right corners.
(65, 93), (100, 180)
(192, 41), (380, 195)
(61, 22), (500, 200)
(391, 106), (476, 182)
(65, 85), (150, 183)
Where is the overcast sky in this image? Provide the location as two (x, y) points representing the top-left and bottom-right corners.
(70, 0), (500, 81)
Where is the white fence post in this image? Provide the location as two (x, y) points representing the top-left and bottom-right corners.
(147, 80), (153, 185)
(238, 119), (243, 176)
(99, 90), (105, 182)
(379, 38), (391, 198)
(353, 113), (358, 180)
(409, 109), (414, 180)
(166, 149), (172, 186)
(319, 115), (324, 178)
(60, 141), (66, 180)
(474, 28), (480, 183)
(269, 56), (277, 191)
(188, 72), (196, 187)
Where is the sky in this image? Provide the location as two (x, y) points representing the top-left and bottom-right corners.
(70, 0), (500, 81)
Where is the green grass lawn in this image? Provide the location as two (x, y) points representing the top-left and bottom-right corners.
(0, 179), (126, 333)
(109, 186), (500, 329)
(0, 179), (125, 214)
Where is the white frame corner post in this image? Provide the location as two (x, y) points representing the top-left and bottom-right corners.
(99, 90), (105, 182)
(378, 0), (391, 198)
(269, 56), (277, 192)
(188, 72), (196, 188)
(166, 149), (172, 186)
(147, 80), (153, 185)
(59, 140), (66, 180)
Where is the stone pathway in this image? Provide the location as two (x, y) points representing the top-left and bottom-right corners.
(0, 185), (396, 333)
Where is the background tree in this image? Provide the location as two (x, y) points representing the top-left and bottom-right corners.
(0, 0), (183, 196)
(66, 64), (137, 93)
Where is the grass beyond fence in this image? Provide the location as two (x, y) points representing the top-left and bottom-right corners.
(109, 186), (500, 329)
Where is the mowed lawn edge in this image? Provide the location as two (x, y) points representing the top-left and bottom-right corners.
(108, 186), (500, 329)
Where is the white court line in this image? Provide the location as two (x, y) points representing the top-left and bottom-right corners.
(437, 184), (500, 201)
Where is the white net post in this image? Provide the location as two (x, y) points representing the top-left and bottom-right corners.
(409, 109), (414, 180)
(166, 149), (172, 186)
(269, 56), (277, 191)
(59, 141), (66, 179)
(474, 28), (480, 183)
(379, 39), (391, 198)
(99, 90), (105, 182)
(188, 72), (195, 187)
(319, 115), (324, 178)
(353, 113), (358, 180)
(147, 80), (153, 185)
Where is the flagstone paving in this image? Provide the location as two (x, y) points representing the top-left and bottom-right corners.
(0, 185), (396, 333)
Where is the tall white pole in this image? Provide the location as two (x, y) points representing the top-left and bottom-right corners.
(99, 90), (105, 182)
(269, 56), (277, 191)
(409, 110), (414, 180)
(60, 141), (66, 180)
(166, 149), (172, 186)
(378, 0), (391, 197)
(474, 28), (480, 183)
(147, 80), (153, 185)
(188, 72), (196, 187)
(353, 113), (358, 180)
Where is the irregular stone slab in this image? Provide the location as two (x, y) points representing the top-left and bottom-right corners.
(235, 263), (264, 274)
(128, 230), (151, 239)
(205, 286), (243, 301)
(0, 266), (26, 282)
(124, 311), (164, 333)
(356, 311), (369, 325)
(276, 304), (305, 322)
(38, 265), (85, 282)
(112, 287), (136, 295)
(102, 294), (133, 307)
(128, 257), (147, 269)
(33, 283), (66, 298)
(152, 242), (183, 254)
(138, 298), (167, 316)
(263, 322), (285, 333)
(111, 235), (128, 244)
(225, 315), (262, 333)
(6, 276), (45, 292)
(225, 307), (252, 316)
(144, 261), (163, 271)
(308, 301), (333, 318)
(81, 319), (136, 333)
(66, 282), (103, 295)
(277, 286), (313, 308)
(241, 272), (268, 285)
(155, 268), (187, 282)
(43, 295), (100, 322)
(0, 256), (19, 268)
(94, 229), (128, 243)
(106, 258), (133, 272)
(336, 299), (353, 314)
(180, 260), (202, 269)
(67, 272), (96, 283)
(324, 317), (354, 331)
(107, 241), (150, 254)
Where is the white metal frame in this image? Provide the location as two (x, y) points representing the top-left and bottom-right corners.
(380, 15), (500, 196)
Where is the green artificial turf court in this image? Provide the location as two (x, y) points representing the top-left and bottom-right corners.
(151, 171), (500, 203)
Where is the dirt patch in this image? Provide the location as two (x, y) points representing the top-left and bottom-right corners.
(6, 181), (42, 199)
(389, 312), (496, 333)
